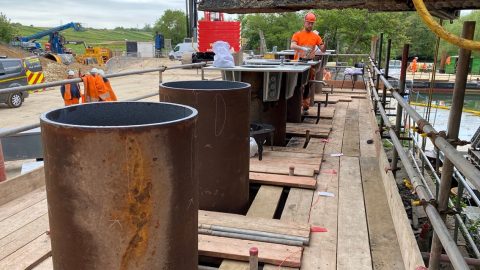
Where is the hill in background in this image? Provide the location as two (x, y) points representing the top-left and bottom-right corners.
(14, 23), (154, 54)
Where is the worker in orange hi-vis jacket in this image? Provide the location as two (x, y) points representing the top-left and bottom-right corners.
(98, 69), (117, 101)
(410, 57), (418, 74)
(290, 12), (326, 115)
(81, 68), (111, 102)
(60, 70), (81, 106)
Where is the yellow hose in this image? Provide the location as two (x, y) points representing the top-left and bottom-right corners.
(412, 0), (480, 51)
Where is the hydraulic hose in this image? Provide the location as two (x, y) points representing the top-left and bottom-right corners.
(412, 0), (480, 51)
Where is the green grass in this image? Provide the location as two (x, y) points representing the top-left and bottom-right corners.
(13, 24), (153, 54)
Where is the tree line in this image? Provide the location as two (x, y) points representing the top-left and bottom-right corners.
(1, 10), (478, 61)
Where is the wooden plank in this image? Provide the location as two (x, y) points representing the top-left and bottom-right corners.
(264, 187), (314, 270)
(0, 233), (51, 270)
(32, 256), (53, 270)
(262, 149), (322, 160)
(249, 161), (316, 177)
(0, 199), (48, 239)
(260, 150), (322, 165)
(269, 146), (319, 154)
(342, 99), (360, 157)
(358, 98), (378, 158)
(247, 185), (283, 218)
(0, 167), (45, 206)
(219, 185), (284, 269)
(280, 188), (314, 224)
(315, 94), (353, 103)
(199, 234), (302, 268)
(301, 102), (348, 270)
(199, 210), (310, 239)
(337, 156), (372, 269)
(286, 123), (331, 139)
(304, 105), (335, 119)
(0, 187), (46, 222)
(249, 172), (316, 190)
(361, 157), (405, 270)
(0, 213), (49, 261)
(286, 136), (305, 148)
(365, 82), (424, 269)
(305, 138), (326, 153)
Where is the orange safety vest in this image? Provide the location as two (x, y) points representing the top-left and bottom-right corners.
(411, 59), (418, 73)
(104, 80), (117, 101)
(82, 74), (111, 102)
(63, 84), (80, 106)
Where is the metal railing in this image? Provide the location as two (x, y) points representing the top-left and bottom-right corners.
(369, 59), (480, 192)
(0, 62), (206, 138)
(366, 66), (470, 269)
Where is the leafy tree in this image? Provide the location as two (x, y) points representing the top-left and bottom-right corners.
(403, 12), (437, 60)
(439, 11), (480, 58)
(153, 10), (187, 45)
(0, 13), (15, 43)
(241, 13), (302, 51)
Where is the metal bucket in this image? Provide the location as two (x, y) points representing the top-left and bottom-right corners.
(40, 102), (198, 270)
(159, 80), (250, 214)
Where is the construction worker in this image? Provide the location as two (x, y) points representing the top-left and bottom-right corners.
(323, 68), (332, 81)
(82, 68), (111, 102)
(290, 12), (326, 114)
(60, 70), (81, 106)
(98, 69), (117, 101)
(409, 57), (418, 74)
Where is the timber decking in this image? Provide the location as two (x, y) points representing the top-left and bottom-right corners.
(0, 88), (415, 269)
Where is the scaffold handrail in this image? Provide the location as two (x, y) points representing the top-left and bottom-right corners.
(0, 62), (206, 138)
(366, 67), (470, 270)
(368, 57), (480, 193)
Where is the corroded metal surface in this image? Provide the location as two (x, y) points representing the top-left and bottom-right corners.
(160, 81), (251, 214)
(40, 102), (198, 270)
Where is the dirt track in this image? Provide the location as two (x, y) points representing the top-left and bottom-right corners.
(0, 58), (221, 128)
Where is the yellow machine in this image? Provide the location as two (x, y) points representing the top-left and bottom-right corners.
(76, 46), (112, 66)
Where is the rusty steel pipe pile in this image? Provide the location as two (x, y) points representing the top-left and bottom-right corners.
(41, 102), (198, 269)
(159, 80), (251, 213)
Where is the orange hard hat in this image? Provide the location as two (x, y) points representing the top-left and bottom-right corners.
(305, 12), (316, 23)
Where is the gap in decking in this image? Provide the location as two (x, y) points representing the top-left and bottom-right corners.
(273, 187), (290, 220)
(198, 256), (223, 267)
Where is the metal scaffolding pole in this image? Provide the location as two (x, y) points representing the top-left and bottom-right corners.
(367, 69), (469, 270)
(369, 60), (480, 192)
(380, 38), (392, 133)
(391, 44), (410, 176)
(429, 21), (476, 270)
(375, 33), (384, 91)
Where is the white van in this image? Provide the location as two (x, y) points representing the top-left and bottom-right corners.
(169, 42), (198, 60)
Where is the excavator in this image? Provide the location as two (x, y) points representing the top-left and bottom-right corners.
(65, 41), (112, 66)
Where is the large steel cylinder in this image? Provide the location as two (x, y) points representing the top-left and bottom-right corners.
(40, 102), (198, 270)
(159, 81), (250, 214)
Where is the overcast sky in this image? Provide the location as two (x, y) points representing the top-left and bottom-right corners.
(1, 1), (474, 29)
(2, 0), (190, 29)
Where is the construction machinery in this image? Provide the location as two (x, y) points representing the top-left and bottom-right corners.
(11, 22), (83, 54)
(66, 41), (112, 66)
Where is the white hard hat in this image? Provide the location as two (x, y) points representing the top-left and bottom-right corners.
(67, 70), (75, 76)
(98, 69), (105, 76)
(90, 68), (98, 74)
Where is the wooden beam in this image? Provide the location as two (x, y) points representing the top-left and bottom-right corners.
(250, 172), (317, 189)
(0, 167), (45, 206)
(337, 156), (372, 269)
